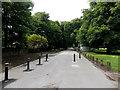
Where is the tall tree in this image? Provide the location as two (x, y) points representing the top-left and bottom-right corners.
(77, 2), (120, 53)
(2, 2), (34, 48)
(32, 12), (63, 49)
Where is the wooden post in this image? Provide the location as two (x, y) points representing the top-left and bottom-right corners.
(100, 60), (104, 66)
(96, 58), (98, 64)
(107, 62), (111, 71)
(92, 56), (94, 62)
(88, 55), (89, 59)
(90, 56), (92, 61)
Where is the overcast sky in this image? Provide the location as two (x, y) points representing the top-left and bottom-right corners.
(31, 0), (90, 21)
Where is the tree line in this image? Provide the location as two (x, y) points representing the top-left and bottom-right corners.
(76, 2), (120, 53)
(2, 2), (120, 53)
(2, 2), (81, 51)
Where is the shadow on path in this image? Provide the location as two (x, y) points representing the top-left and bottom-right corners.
(48, 54), (56, 57)
(1, 79), (17, 88)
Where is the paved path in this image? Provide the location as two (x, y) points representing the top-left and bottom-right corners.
(0, 50), (118, 88)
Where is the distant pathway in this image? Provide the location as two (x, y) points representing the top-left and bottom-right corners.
(0, 50), (117, 88)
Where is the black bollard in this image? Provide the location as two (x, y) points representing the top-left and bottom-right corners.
(79, 52), (81, 58)
(38, 56), (42, 65)
(46, 54), (48, 62)
(27, 58), (30, 70)
(74, 54), (75, 62)
(4, 63), (9, 81)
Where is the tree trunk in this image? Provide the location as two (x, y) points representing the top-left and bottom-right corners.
(4, 27), (8, 48)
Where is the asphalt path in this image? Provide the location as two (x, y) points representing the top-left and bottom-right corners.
(0, 50), (118, 88)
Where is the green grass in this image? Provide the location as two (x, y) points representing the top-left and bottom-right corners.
(82, 52), (119, 71)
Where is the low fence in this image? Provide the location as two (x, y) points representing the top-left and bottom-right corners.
(82, 53), (112, 71)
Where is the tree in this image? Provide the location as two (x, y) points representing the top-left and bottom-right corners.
(31, 12), (63, 49)
(106, 2), (120, 52)
(76, 2), (120, 53)
(27, 34), (48, 49)
(46, 20), (62, 49)
(2, 2), (34, 48)
(76, 9), (92, 47)
(60, 18), (82, 49)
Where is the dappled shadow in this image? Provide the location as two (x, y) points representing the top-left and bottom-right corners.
(1, 79), (17, 88)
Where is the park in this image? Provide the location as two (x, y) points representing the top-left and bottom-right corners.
(0, 0), (120, 89)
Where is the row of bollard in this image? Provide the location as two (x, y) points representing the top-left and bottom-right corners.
(4, 53), (49, 81)
(4, 53), (81, 81)
(83, 53), (111, 71)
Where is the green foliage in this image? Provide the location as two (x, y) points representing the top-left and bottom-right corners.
(2, 2), (34, 48)
(3, 2), (119, 53)
(27, 34), (48, 49)
(31, 12), (63, 49)
(60, 18), (82, 48)
(77, 2), (120, 53)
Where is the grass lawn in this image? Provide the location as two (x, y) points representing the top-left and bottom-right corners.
(82, 52), (119, 71)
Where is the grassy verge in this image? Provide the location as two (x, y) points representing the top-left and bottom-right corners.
(82, 52), (119, 71)
(2, 50), (61, 69)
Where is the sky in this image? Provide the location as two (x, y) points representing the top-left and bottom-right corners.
(31, 0), (90, 21)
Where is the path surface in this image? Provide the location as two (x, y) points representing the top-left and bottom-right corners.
(0, 50), (118, 88)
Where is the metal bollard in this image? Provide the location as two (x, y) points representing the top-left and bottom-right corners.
(27, 58), (30, 70)
(74, 54), (75, 62)
(4, 63), (9, 81)
(46, 54), (48, 62)
(79, 52), (81, 58)
(38, 56), (42, 65)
